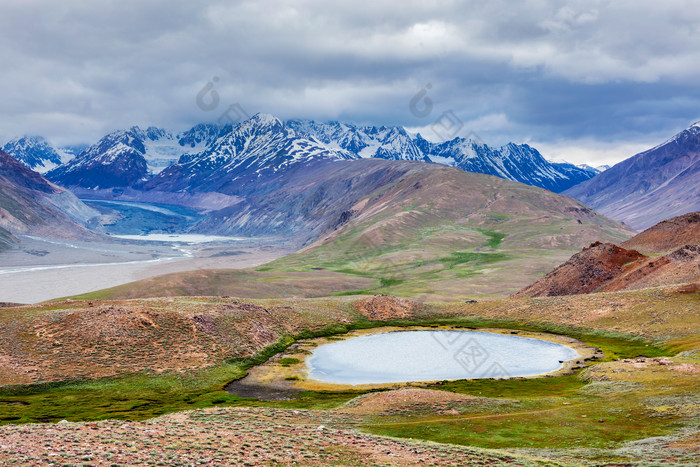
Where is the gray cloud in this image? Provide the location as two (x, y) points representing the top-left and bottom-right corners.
(1, 0), (699, 165)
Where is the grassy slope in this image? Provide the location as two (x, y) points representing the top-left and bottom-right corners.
(71, 269), (376, 301)
(261, 169), (633, 298)
(74, 168), (634, 302)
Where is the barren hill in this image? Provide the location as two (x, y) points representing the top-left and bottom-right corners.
(77, 160), (634, 300)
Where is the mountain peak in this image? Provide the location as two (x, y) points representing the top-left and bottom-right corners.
(7, 135), (43, 145)
(248, 113), (283, 128)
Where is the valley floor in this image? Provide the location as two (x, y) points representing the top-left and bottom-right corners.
(0, 236), (290, 303)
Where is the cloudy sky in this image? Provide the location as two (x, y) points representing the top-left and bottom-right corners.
(1, 0), (699, 166)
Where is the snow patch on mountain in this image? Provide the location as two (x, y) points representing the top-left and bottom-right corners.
(287, 120), (424, 161)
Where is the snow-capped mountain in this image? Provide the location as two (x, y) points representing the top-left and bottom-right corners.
(575, 163), (608, 174)
(288, 119), (596, 191)
(287, 120), (598, 191)
(41, 114), (598, 194)
(137, 126), (212, 173)
(177, 123), (225, 149)
(145, 114), (355, 194)
(47, 127), (152, 189)
(287, 120), (426, 161)
(2, 136), (76, 173)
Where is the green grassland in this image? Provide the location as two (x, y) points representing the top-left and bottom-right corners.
(75, 220), (628, 303)
(268, 212), (630, 301)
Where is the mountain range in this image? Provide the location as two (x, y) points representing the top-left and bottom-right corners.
(1, 114), (601, 195)
(5, 115), (700, 237)
(43, 125), (223, 189)
(144, 114), (356, 195)
(289, 119), (600, 192)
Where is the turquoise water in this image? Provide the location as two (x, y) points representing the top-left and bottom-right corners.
(307, 330), (579, 385)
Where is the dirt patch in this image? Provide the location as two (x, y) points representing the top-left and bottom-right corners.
(337, 388), (496, 416)
(354, 295), (422, 320)
(670, 363), (700, 374)
(677, 283), (700, 294)
(667, 432), (700, 452)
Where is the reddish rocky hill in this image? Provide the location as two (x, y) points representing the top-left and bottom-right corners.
(512, 212), (700, 298)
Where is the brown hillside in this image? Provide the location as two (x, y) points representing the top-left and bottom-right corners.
(621, 212), (700, 254)
(0, 150), (94, 240)
(511, 242), (646, 298)
(0, 298), (356, 386)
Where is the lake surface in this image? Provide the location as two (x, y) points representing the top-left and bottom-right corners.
(307, 330), (579, 385)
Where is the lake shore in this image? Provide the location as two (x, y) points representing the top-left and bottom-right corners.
(227, 326), (595, 398)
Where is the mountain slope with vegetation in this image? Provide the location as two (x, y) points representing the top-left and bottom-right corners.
(260, 160), (633, 299)
(79, 160), (633, 301)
